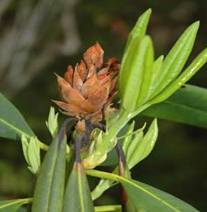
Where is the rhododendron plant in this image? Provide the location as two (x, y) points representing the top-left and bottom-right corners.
(1, 9), (207, 212)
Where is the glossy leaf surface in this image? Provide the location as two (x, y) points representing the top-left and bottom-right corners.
(122, 179), (199, 212)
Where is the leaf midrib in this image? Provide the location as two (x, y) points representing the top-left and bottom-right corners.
(0, 198), (32, 209)
(0, 118), (32, 138)
(122, 177), (180, 211)
(46, 143), (59, 212)
(164, 99), (207, 115)
(87, 170), (182, 212)
(78, 166), (86, 212)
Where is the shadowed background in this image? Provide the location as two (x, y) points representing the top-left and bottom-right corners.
(0, 0), (207, 211)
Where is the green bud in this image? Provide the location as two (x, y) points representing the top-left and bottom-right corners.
(21, 135), (41, 174)
(46, 107), (59, 137)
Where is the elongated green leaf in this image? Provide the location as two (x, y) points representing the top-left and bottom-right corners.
(145, 55), (164, 101)
(0, 198), (32, 212)
(21, 135), (40, 174)
(119, 9), (151, 100)
(63, 162), (94, 212)
(126, 119), (158, 169)
(32, 131), (66, 212)
(46, 107), (59, 138)
(0, 93), (34, 140)
(126, 9), (151, 47)
(153, 21), (199, 97)
(91, 123), (137, 200)
(152, 48), (207, 104)
(122, 179), (199, 212)
(120, 36), (153, 111)
(136, 36), (154, 105)
(121, 122), (136, 153)
(143, 84), (207, 128)
(87, 170), (198, 212)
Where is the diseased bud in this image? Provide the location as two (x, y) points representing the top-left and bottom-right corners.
(53, 42), (119, 124)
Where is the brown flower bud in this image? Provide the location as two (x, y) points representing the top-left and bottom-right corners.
(53, 43), (119, 123)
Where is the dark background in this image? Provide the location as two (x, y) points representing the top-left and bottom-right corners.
(0, 0), (207, 211)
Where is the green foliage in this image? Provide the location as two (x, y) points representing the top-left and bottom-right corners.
(83, 8), (207, 170)
(87, 170), (199, 212)
(119, 9), (151, 103)
(151, 22), (199, 98)
(21, 135), (40, 174)
(119, 12), (206, 115)
(46, 107), (59, 138)
(123, 119), (158, 168)
(143, 84), (207, 128)
(0, 93), (34, 140)
(0, 198), (32, 212)
(1, 8), (207, 212)
(122, 179), (199, 212)
(63, 163), (94, 212)
(151, 48), (207, 104)
(91, 119), (158, 201)
(120, 35), (154, 111)
(32, 132), (66, 212)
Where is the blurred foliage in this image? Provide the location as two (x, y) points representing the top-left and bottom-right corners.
(0, 0), (207, 211)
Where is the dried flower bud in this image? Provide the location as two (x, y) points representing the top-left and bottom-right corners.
(53, 43), (119, 123)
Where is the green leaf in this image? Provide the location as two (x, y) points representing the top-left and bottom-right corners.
(82, 129), (110, 169)
(0, 198), (32, 212)
(119, 9), (151, 94)
(125, 9), (151, 48)
(122, 179), (199, 212)
(120, 36), (153, 111)
(152, 47), (207, 104)
(46, 107), (59, 138)
(87, 170), (199, 212)
(144, 55), (164, 101)
(21, 135), (41, 174)
(0, 93), (34, 140)
(136, 36), (154, 106)
(63, 162), (94, 212)
(91, 163), (121, 200)
(92, 120), (157, 201)
(121, 122), (136, 154)
(143, 84), (207, 128)
(32, 131), (66, 212)
(152, 21), (199, 97)
(119, 8), (151, 109)
(125, 119), (158, 169)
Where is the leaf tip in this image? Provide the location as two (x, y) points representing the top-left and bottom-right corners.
(190, 20), (200, 32)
